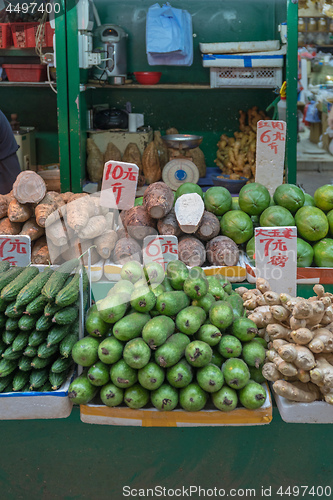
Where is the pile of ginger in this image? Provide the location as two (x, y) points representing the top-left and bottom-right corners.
(214, 106), (268, 182)
(236, 279), (333, 405)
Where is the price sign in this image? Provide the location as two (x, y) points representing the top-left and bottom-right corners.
(143, 235), (178, 271)
(100, 161), (139, 210)
(255, 226), (297, 296)
(0, 235), (31, 266)
(255, 120), (286, 196)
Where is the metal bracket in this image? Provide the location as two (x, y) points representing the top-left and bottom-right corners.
(291, 0), (298, 4)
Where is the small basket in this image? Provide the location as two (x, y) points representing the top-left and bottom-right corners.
(0, 23), (13, 48)
(210, 67), (283, 88)
(11, 21), (54, 49)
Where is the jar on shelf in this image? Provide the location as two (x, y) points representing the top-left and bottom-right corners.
(308, 18), (318, 32)
(318, 17), (328, 32)
(316, 32), (327, 45)
(298, 32), (306, 46)
(298, 17), (306, 32)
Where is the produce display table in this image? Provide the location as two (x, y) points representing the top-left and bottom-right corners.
(0, 406), (331, 498)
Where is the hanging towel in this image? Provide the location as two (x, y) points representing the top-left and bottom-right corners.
(146, 3), (193, 66)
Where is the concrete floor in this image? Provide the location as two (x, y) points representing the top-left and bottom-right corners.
(297, 170), (333, 196)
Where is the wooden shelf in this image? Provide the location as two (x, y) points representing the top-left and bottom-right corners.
(0, 81), (56, 87)
(86, 82), (212, 90)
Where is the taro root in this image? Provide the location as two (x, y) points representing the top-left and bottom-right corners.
(206, 236), (239, 267)
(178, 236), (206, 267)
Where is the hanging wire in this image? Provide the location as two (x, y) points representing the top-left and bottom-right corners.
(35, 7), (57, 94)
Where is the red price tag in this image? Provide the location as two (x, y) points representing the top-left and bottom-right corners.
(100, 161), (139, 210)
(0, 235), (31, 267)
(255, 120), (286, 196)
(143, 235), (178, 271)
(255, 226), (297, 295)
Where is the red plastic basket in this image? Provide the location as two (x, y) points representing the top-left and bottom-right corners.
(0, 23), (13, 48)
(2, 64), (47, 82)
(10, 21), (54, 49)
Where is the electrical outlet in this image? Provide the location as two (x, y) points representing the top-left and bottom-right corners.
(88, 52), (102, 66)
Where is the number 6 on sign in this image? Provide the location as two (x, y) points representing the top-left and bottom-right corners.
(143, 235), (178, 271)
(100, 161), (139, 210)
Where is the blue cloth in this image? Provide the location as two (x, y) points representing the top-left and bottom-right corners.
(0, 110), (19, 161)
(146, 3), (193, 66)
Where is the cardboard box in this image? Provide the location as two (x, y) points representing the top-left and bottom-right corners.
(319, 98), (333, 153)
(309, 121), (322, 144)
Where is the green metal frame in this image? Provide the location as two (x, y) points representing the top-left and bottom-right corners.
(55, 0), (71, 192)
(286, 0), (298, 184)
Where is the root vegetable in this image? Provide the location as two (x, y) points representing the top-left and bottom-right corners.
(314, 284), (325, 297)
(46, 219), (69, 247)
(266, 323), (292, 340)
(235, 286), (249, 297)
(262, 362), (283, 382)
(243, 290), (262, 300)
(277, 344), (316, 370)
(263, 291), (280, 306)
(297, 369), (311, 384)
(77, 216), (107, 239)
(0, 217), (21, 235)
(270, 305), (290, 322)
(157, 209), (182, 237)
(59, 192), (74, 204)
(142, 142), (161, 184)
(103, 141), (122, 164)
(191, 147), (206, 178)
(248, 311), (271, 329)
(206, 235), (239, 267)
(124, 206), (157, 241)
(153, 131), (169, 170)
(321, 306), (333, 325)
(31, 245), (50, 265)
(243, 298), (257, 310)
(272, 339), (289, 352)
(307, 328), (333, 353)
(35, 191), (65, 227)
(272, 380), (321, 402)
(289, 316), (307, 330)
(194, 211), (220, 242)
(175, 193), (204, 234)
(0, 194), (10, 218)
(87, 139), (104, 183)
(94, 230), (118, 259)
(311, 357), (333, 394)
(178, 236), (206, 267)
(290, 327), (314, 345)
(7, 199), (33, 223)
(20, 218), (45, 241)
(66, 196), (95, 232)
(122, 143), (142, 173)
(256, 278), (271, 294)
(266, 350), (298, 377)
(113, 237), (142, 265)
(13, 171), (47, 204)
(143, 182), (174, 219)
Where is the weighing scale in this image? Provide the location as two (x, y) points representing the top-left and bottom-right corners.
(161, 134), (203, 191)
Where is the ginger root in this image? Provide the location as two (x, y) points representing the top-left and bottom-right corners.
(272, 380), (321, 403)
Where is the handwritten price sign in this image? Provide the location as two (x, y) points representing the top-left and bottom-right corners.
(0, 236), (31, 267)
(143, 235), (178, 271)
(100, 161), (139, 210)
(255, 120), (286, 196)
(255, 226), (297, 295)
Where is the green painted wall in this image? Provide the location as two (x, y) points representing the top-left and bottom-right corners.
(0, 87), (59, 165)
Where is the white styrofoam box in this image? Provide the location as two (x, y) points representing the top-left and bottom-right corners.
(0, 371), (74, 420)
(199, 40), (280, 54)
(84, 259), (105, 282)
(274, 392), (333, 424)
(210, 67), (283, 89)
(202, 53), (284, 69)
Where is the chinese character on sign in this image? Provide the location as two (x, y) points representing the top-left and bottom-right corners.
(254, 226), (297, 296)
(143, 235), (178, 271)
(100, 161), (139, 210)
(0, 236), (30, 267)
(255, 120), (286, 196)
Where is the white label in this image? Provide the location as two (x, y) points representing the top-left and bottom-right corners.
(143, 235), (178, 271)
(0, 235), (31, 267)
(255, 120), (286, 197)
(100, 161), (139, 210)
(255, 226), (297, 296)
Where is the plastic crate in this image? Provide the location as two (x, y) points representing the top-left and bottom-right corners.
(210, 67), (283, 88)
(0, 23), (13, 48)
(3, 64), (47, 82)
(11, 21), (53, 48)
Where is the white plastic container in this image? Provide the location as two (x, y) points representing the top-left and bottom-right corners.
(199, 40), (280, 54)
(277, 96), (287, 122)
(210, 67), (283, 89)
(274, 392), (333, 424)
